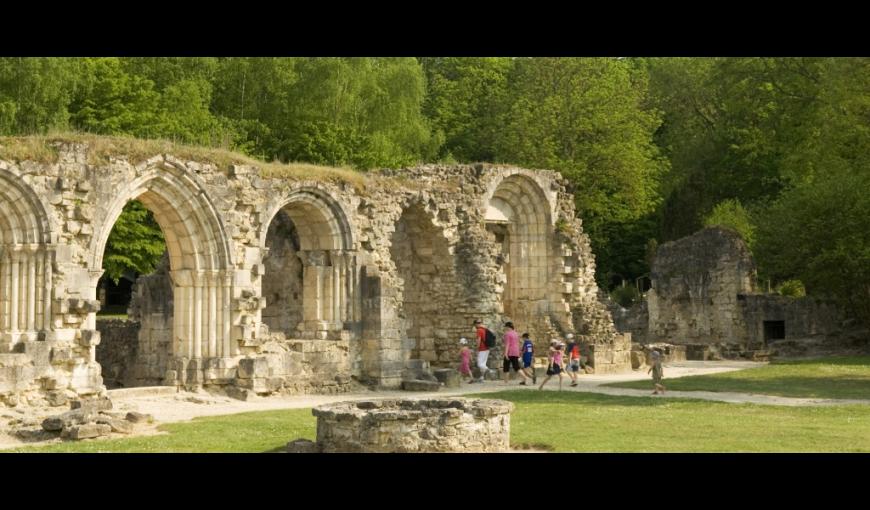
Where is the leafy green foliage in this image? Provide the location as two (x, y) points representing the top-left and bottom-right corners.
(102, 201), (166, 283)
(776, 279), (806, 298)
(610, 284), (641, 308)
(3, 56), (870, 320)
(703, 199), (756, 248)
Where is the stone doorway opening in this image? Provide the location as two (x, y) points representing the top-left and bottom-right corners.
(390, 203), (469, 367)
(89, 167), (235, 391)
(763, 320), (786, 343)
(95, 199), (169, 389)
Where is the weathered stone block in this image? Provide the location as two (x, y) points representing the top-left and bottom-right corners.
(63, 423), (112, 440)
(433, 368), (460, 388)
(70, 396), (113, 412)
(125, 411), (153, 424)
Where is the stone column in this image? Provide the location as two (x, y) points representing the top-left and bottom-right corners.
(193, 270), (203, 359)
(10, 247), (19, 332)
(207, 271), (218, 359)
(26, 245), (36, 332)
(298, 250), (330, 336)
(332, 250), (343, 327)
(344, 252), (355, 324)
(222, 272), (233, 357)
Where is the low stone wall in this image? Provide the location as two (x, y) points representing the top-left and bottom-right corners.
(311, 398), (513, 452)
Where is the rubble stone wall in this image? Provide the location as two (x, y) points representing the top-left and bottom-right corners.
(0, 138), (626, 406)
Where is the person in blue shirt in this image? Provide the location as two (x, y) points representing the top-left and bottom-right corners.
(520, 333), (536, 385)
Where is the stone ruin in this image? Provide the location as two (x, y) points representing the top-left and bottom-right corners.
(289, 397), (513, 453)
(0, 138), (630, 408)
(612, 227), (868, 361)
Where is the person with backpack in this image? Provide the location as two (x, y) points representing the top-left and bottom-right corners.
(474, 319), (496, 383)
(501, 322), (525, 385)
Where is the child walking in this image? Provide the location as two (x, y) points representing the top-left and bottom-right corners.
(538, 340), (565, 391)
(459, 338), (474, 384)
(520, 333), (536, 385)
(564, 333), (581, 387)
(648, 350), (666, 394)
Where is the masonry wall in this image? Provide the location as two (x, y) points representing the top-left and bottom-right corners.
(0, 139), (626, 406)
(616, 227), (864, 358)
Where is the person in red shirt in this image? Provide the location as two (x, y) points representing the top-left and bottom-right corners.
(473, 319), (490, 383)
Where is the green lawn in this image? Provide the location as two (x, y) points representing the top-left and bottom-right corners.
(6, 408), (315, 453)
(604, 356), (870, 400)
(9, 390), (870, 453)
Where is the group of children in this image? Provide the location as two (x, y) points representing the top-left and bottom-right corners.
(457, 320), (666, 394)
(457, 321), (589, 391)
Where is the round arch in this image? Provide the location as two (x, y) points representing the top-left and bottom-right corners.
(259, 187), (356, 337)
(89, 162), (235, 365)
(0, 168), (55, 342)
(486, 173), (554, 325)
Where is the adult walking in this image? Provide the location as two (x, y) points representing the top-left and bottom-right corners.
(473, 319), (494, 383)
(502, 322), (526, 384)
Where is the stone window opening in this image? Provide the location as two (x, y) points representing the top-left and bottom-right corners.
(763, 320), (786, 343)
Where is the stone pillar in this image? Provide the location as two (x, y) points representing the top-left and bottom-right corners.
(27, 245), (37, 332)
(0, 248), (7, 332)
(299, 250), (330, 335)
(332, 250), (343, 327)
(193, 271), (203, 359)
(207, 271), (218, 359)
(345, 252), (356, 324)
(10, 247), (19, 333)
(221, 272), (233, 356)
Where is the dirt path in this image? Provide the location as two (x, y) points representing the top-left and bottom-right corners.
(2, 360), (868, 450)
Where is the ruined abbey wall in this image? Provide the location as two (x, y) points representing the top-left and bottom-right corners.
(0, 139), (627, 407)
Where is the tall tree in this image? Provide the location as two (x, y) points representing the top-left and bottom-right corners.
(496, 57), (667, 286)
(420, 57), (513, 162)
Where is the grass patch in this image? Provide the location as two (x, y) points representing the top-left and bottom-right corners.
(604, 356), (870, 400)
(10, 390), (870, 453)
(0, 133), (367, 192)
(473, 390), (870, 452)
(7, 408), (315, 453)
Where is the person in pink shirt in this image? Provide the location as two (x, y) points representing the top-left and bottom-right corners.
(538, 340), (565, 391)
(458, 338), (474, 384)
(501, 322), (526, 384)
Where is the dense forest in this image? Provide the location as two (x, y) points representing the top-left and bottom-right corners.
(1, 57), (868, 324)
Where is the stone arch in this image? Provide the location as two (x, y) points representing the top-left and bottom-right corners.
(0, 168), (55, 346)
(390, 200), (472, 366)
(485, 173), (554, 327)
(260, 187), (356, 338)
(90, 162), (235, 369)
(90, 165), (232, 273)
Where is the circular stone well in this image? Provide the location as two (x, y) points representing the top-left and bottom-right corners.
(311, 398), (514, 453)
